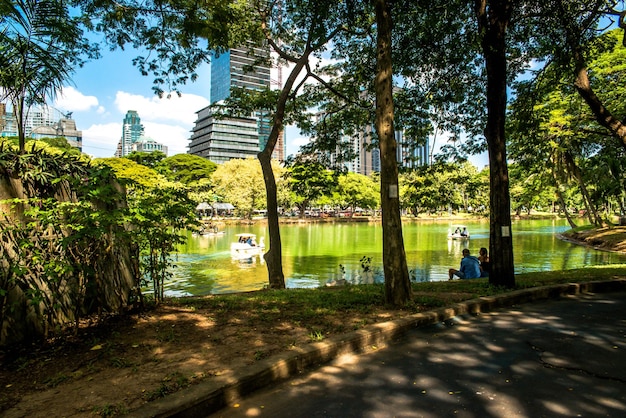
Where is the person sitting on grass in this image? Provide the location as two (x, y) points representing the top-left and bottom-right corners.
(478, 247), (490, 278)
(449, 248), (481, 280)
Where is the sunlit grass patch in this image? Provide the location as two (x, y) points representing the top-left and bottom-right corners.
(169, 265), (626, 319)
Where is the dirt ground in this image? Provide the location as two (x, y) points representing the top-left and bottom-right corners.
(1, 225), (623, 417)
(0, 292), (473, 418)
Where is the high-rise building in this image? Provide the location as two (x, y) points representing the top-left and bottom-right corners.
(396, 130), (430, 169)
(113, 110), (167, 157)
(189, 43), (286, 163)
(210, 46), (271, 102)
(115, 110), (144, 157)
(188, 106), (259, 163)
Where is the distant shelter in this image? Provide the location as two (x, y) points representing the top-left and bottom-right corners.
(196, 202), (234, 218)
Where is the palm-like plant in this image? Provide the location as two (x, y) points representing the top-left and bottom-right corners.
(0, 0), (97, 153)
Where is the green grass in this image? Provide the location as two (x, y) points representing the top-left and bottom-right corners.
(165, 265), (626, 322)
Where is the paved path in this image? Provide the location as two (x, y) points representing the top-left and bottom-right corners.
(209, 291), (626, 418)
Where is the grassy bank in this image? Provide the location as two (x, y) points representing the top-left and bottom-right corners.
(561, 225), (626, 253)
(167, 265), (626, 336)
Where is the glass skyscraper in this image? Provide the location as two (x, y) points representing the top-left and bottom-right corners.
(116, 110), (144, 157)
(210, 46), (271, 102)
(189, 43), (285, 162)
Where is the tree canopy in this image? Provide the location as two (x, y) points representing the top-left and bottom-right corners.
(156, 153), (218, 185)
(210, 158), (270, 219)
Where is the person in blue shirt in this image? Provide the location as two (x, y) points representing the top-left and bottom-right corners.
(448, 249), (481, 280)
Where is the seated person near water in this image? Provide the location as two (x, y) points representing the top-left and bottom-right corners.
(460, 227), (468, 237)
(478, 247), (490, 277)
(448, 249), (481, 280)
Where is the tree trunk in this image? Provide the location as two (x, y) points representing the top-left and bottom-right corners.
(374, 0), (412, 305)
(15, 94), (26, 154)
(551, 167), (577, 229)
(573, 60), (626, 153)
(563, 151), (602, 226)
(476, 0), (515, 288)
(258, 148), (284, 289)
(297, 202), (307, 219)
(258, 52), (309, 289)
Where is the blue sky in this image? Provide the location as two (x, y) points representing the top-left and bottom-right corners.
(55, 47), (307, 159)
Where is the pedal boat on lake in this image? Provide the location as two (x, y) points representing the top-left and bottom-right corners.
(448, 225), (470, 241)
(231, 234), (265, 259)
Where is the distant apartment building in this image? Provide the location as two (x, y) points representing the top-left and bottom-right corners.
(396, 130), (430, 169)
(115, 110), (167, 157)
(31, 117), (83, 149)
(132, 136), (168, 155)
(315, 113), (429, 175)
(188, 106), (259, 163)
(189, 43), (286, 163)
(0, 104), (83, 150)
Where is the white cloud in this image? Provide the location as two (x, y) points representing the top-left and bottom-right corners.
(55, 86), (99, 112)
(291, 136), (311, 148)
(114, 91), (210, 125)
(142, 121), (191, 156)
(82, 122), (121, 158)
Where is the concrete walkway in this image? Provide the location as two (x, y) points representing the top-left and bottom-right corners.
(129, 279), (626, 418)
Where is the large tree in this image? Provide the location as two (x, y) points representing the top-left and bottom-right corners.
(373, 0), (412, 304)
(300, 1), (415, 304)
(509, 28), (626, 224)
(335, 172), (380, 214)
(287, 158), (336, 218)
(156, 153), (217, 185)
(211, 158), (267, 219)
(475, 0), (515, 288)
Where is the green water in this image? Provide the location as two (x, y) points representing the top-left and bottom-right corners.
(167, 219), (626, 296)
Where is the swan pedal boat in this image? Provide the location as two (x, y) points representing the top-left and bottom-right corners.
(448, 225), (470, 240)
(231, 234), (265, 258)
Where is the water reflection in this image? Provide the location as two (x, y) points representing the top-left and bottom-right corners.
(166, 219), (626, 296)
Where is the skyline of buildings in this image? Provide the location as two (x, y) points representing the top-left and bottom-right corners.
(114, 110), (167, 157)
(0, 103), (83, 150)
(314, 111), (430, 177)
(0, 98), (431, 174)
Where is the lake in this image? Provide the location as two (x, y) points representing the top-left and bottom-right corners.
(167, 218), (626, 296)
